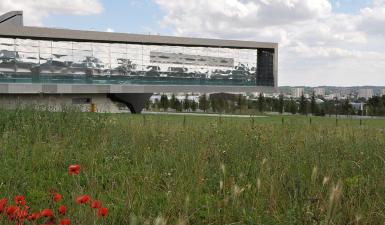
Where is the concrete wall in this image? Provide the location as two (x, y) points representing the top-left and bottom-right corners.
(0, 94), (129, 113)
(0, 83), (276, 94)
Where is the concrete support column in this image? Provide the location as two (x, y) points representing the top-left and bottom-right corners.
(108, 93), (152, 114)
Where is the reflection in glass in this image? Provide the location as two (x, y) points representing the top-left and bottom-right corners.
(0, 37), (274, 86)
(0, 40), (16, 72)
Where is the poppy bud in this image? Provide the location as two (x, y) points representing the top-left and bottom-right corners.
(68, 165), (81, 175)
(58, 205), (67, 216)
(98, 207), (108, 217)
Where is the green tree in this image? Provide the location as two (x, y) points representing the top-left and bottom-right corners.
(170, 94), (177, 110)
(199, 94), (209, 112)
(257, 93), (265, 113)
(237, 95), (247, 113)
(229, 100), (236, 114)
(288, 98), (297, 115)
(278, 94), (284, 114)
(191, 100), (197, 112)
(324, 100), (336, 117)
(209, 95), (217, 112)
(175, 98), (182, 112)
(299, 94), (308, 115)
(366, 96), (385, 116)
(160, 94), (169, 111)
(341, 98), (354, 116)
(183, 94), (191, 111)
(217, 97), (225, 113)
(154, 98), (160, 110)
(144, 99), (151, 111)
(310, 92), (318, 115)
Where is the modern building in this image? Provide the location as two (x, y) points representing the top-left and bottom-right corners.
(0, 11), (278, 113)
(351, 102), (364, 112)
(358, 89), (373, 99)
(313, 87), (325, 97)
(291, 88), (304, 98)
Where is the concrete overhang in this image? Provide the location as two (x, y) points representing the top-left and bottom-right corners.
(0, 84), (276, 94)
(0, 25), (277, 50)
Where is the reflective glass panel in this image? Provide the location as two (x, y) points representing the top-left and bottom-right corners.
(0, 37), (275, 86)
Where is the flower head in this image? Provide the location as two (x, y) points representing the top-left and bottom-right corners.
(0, 198), (7, 213)
(52, 192), (62, 202)
(6, 206), (17, 216)
(58, 205), (67, 216)
(60, 218), (71, 225)
(97, 207), (108, 217)
(16, 209), (28, 219)
(41, 208), (54, 218)
(91, 200), (102, 209)
(27, 212), (41, 221)
(15, 195), (26, 206)
(76, 195), (90, 204)
(42, 218), (56, 225)
(68, 165), (81, 175)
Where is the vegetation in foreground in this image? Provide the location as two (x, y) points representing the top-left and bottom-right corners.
(0, 109), (384, 224)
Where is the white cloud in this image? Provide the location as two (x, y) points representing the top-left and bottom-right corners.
(155, 0), (385, 86)
(106, 28), (115, 32)
(156, 0), (332, 37)
(0, 0), (103, 26)
(357, 4), (385, 35)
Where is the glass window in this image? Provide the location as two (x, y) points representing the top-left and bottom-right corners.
(52, 41), (72, 49)
(0, 37), (273, 86)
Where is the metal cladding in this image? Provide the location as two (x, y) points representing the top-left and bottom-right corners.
(0, 11), (23, 26)
(0, 11), (278, 94)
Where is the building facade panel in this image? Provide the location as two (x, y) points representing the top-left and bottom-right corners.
(0, 37), (276, 87)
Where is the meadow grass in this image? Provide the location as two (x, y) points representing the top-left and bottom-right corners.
(0, 109), (384, 224)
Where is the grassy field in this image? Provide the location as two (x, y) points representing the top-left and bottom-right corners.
(0, 109), (385, 224)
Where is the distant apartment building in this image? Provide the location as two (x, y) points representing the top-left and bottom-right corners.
(358, 89), (373, 99)
(332, 92), (341, 99)
(340, 88), (351, 97)
(313, 88), (325, 97)
(292, 88), (304, 98)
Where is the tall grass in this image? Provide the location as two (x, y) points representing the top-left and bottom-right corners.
(0, 109), (384, 224)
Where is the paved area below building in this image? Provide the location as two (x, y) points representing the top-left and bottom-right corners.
(143, 111), (268, 118)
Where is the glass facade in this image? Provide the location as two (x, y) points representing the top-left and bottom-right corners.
(0, 37), (275, 86)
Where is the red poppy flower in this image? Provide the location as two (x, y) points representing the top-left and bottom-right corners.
(42, 218), (55, 225)
(60, 218), (71, 225)
(52, 192), (62, 202)
(68, 165), (81, 175)
(6, 206), (17, 215)
(91, 200), (102, 209)
(16, 209), (28, 219)
(97, 207), (108, 217)
(27, 212), (41, 221)
(76, 195), (90, 204)
(41, 208), (54, 218)
(0, 198), (7, 213)
(15, 196), (26, 206)
(58, 205), (66, 216)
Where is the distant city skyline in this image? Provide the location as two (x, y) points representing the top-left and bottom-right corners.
(1, 0), (385, 86)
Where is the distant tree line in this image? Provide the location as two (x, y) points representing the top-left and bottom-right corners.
(145, 93), (385, 117)
(365, 95), (385, 116)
